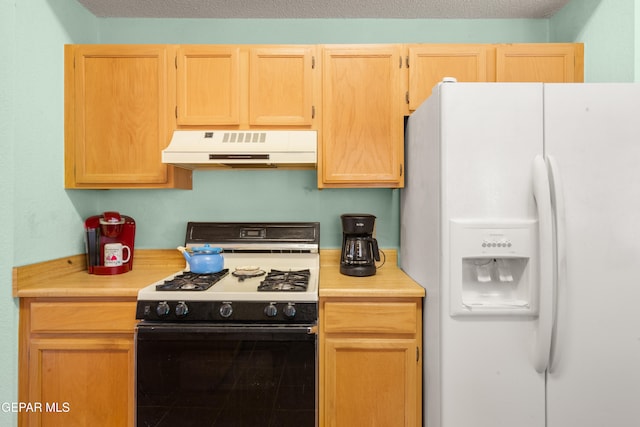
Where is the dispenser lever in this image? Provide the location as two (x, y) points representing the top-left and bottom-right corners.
(497, 259), (514, 282)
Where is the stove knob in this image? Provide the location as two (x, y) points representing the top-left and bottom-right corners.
(219, 303), (233, 318)
(156, 301), (170, 317)
(283, 303), (297, 319)
(264, 303), (278, 317)
(175, 301), (189, 318)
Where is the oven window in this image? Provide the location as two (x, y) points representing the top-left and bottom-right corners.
(136, 325), (317, 427)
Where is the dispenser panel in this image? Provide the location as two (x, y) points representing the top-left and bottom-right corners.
(449, 220), (538, 317)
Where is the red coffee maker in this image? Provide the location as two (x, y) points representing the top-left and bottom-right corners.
(84, 212), (136, 275)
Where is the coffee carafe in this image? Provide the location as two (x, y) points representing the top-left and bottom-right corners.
(340, 214), (380, 277)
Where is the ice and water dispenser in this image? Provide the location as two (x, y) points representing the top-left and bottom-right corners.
(449, 220), (537, 316)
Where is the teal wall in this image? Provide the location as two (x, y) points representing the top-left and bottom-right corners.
(96, 18), (549, 44)
(0, 0), (636, 424)
(550, 0), (635, 81)
(0, 0), (17, 423)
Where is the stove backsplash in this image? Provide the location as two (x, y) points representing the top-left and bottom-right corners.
(74, 170), (399, 255)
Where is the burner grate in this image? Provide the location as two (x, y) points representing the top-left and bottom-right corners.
(156, 270), (229, 291)
(258, 269), (310, 292)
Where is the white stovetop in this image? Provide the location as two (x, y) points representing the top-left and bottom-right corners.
(137, 252), (319, 302)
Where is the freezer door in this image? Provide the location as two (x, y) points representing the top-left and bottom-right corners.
(438, 83), (545, 427)
(544, 83), (640, 426)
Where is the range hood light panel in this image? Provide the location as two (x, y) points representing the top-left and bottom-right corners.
(162, 130), (317, 169)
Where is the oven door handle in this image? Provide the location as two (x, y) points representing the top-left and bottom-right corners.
(136, 323), (318, 341)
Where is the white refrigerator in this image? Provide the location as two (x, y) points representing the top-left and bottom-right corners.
(400, 82), (640, 427)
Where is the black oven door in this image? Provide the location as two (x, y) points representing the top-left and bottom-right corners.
(135, 322), (317, 427)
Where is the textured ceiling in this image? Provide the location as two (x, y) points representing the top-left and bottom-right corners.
(76, 0), (572, 19)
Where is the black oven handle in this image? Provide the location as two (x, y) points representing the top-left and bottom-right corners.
(136, 323), (318, 342)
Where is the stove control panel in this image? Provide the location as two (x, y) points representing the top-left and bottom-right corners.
(136, 300), (318, 323)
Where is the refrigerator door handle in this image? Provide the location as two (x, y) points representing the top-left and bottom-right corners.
(532, 155), (555, 373)
(546, 155), (564, 372)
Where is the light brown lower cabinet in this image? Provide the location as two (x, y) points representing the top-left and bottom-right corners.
(19, 294), (422, 426)
(320, 298), (423, 427)
(18, 298), (137, 427)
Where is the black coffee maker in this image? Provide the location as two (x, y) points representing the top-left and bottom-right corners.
(340, 214), (380, 277)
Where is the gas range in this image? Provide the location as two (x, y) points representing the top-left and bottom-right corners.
(135, 222), (320, 323)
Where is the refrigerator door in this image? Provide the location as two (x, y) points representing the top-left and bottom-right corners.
(401, 82), (443, 427)
(544, 83), (640, 426)
(402, 82), (547, 427)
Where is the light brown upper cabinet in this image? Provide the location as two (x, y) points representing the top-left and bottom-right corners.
(64, 44), (191, 189)
(406, 44), (493, 111)
(406, 43), (584, 112)
(176, 45), (317, 128)
(64, 43), (583, 190)
(176, 45), (241, 125)
(249, 46), (315, 126)
(496, 43), (584, 83)
(321, 45), (404, 188)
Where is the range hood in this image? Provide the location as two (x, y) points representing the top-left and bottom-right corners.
(162, 130), (317, 169)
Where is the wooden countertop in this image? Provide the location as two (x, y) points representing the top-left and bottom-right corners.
(319, 250), (424, 298)
(13, 250), (186, 298)
(13, 249), (425, 299)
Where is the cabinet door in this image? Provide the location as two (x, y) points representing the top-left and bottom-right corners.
(322, 45), (404, 187)
(176, 45), (241, 125)
(249, 46), (315, 126)
(324, 337), (418, 427)
(27, 337), (134, 427)
(408, 44), (491, 110)
(496, 43), (584, 83)
(71, 45), (174, 186)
